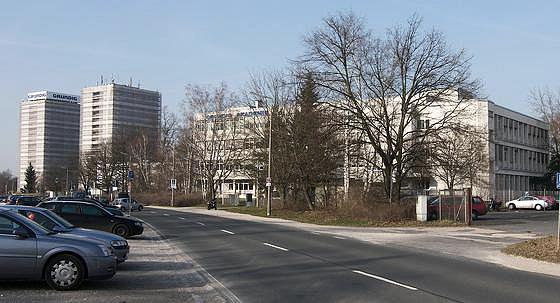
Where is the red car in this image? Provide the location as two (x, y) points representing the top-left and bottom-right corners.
(428, 195), (488, 220)
(537, 196), (558, 210)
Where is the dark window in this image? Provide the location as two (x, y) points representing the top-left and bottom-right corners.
(82, 205), (104, 216)
(41, 203), (57, 210)
(61, 204), (80, 215)
(18, 210), (56, 230)
(0, 215), (22, 235)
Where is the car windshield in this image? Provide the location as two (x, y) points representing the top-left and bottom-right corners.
(43, 209), (75, 229)
(11, 212), (52, 235)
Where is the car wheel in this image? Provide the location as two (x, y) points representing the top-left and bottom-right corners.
(113, 224), (130, 238)
(138, 205), (143, 211)
(508, 203), (516, 211)
(535, 204), (543, 211)
(44, 254), (84, 291)
(471, 211), (478, 220)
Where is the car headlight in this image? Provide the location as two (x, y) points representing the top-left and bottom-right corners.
(98, 245), (114, 256)
(110, 240), (128, 247)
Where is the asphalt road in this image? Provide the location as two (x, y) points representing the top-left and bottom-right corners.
(473, 210), (559, 235)
(137, 208), (560, 303)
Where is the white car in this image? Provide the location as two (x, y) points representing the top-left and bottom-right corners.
(506, 196), (549, 211)
(113, 198), (144, 212)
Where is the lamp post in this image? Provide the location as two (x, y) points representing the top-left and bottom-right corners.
(266, 105), (272, 217)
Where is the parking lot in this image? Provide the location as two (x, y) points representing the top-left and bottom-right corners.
(0, 224), (238, 303)
(474, 209), (559, 235)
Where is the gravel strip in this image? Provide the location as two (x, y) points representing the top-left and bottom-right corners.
(0, 224), (240, 303)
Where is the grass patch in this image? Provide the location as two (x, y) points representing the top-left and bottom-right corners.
(223, 206), (463, 228)
(502, 236), (560, 263)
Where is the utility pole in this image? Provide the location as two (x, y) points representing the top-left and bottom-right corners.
(266, 106), (273, 216)
(171, 146), (175, 207)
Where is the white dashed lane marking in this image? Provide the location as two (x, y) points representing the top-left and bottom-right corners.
(178, 217), (185, 220)
(197, 222), (206, 226)
(263, 242), (289, 252)
(163, 214), (170, 217)
(221, 229), (235, 235)
(352, 270), (418, 291)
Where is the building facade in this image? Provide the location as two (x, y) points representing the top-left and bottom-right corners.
(19, 91), (81, 191)
(422, 93), (549, 200)
(80, 83), (162, 153)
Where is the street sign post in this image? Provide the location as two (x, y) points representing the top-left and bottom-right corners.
(127, 170), (134, 181)
(170, 179), (177, 189)
(170, 179), (176, 207)
(556, 172), (560, 251)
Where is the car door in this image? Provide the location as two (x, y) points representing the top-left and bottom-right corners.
(0, 214), (37, 279)
(58, 203), (84, 226)
(80, 204), (112, 232)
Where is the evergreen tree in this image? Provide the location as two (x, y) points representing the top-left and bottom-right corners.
(292, 73), (342, 210)
(24, 162), (37, 193)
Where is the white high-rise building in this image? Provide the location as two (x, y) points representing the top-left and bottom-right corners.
(19, 91), (80, 191)
(80, 83), (161, 153)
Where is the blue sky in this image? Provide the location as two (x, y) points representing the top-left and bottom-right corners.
(1, 0), (559, 174)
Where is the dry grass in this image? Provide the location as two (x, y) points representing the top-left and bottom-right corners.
(502, 236), (560, 263)
(224, 206), (463, 228)
(133, 192), (204, 207)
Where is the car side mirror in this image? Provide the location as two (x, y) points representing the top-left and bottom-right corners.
(13, 227), (30, 239)
(52, 225), (64, 233)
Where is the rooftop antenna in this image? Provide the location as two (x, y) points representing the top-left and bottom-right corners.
(101, 75), (104, 85)
(129, 77), (133, 87)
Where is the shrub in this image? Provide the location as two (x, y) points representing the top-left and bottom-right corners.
(133, 192), (204, 207)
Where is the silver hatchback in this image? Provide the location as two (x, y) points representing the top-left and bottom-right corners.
(0, 207), (117, 290)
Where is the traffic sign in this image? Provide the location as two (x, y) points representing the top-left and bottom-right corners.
(128, 170), (135, 181)
(556, 172), (560, 189)
(170, 178), (177, 189)
(266, 177), (272, 187)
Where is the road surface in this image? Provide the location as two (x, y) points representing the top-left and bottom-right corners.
(137, 207), (560, 303)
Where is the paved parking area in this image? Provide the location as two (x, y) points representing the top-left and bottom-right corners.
(473, 210), (559, 235)
(0, 224), (239, 303)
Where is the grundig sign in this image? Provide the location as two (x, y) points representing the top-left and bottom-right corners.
(27, 91), (80, 103)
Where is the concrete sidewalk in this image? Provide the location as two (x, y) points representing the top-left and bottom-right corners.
(152, 206), (560, 278)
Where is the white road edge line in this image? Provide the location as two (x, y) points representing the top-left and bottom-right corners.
(352, 270), (418, 291)
(334, 236), (345, 240)
(263, 242), (289, 252)
(178, 217), (185, 220)
(311, 232), (321, 235)
(163, 214), (170, 216)
(197, 222), (206, 226)
(221, 229), (235, 235)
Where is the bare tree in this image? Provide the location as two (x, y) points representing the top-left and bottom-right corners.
(78, 151), (98, 194)
(185, 83), (246, 202)
(530, 87), (560, 156)
(431, 126), (487, 190)
(299, 13), (479, 202)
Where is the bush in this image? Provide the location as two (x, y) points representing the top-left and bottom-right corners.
(133, 192), (204, 207)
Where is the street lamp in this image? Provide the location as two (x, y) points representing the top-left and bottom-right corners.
(266, 104), (273, 217)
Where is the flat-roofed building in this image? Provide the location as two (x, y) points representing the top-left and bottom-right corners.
(19, 91), (81, 191)
(80, 83), (161, 153)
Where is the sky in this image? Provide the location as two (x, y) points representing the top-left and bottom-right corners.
(1, 0), (560, 174)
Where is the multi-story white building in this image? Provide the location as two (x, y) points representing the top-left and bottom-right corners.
(192, 102), (266, 205)
(19, 91), (80, 191)
(421, 92), (549, 200)
(80, 82), (161, 153)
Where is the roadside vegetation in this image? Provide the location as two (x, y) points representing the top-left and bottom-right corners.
(223, 205), (462, 228)
(502, 236), (560, 263)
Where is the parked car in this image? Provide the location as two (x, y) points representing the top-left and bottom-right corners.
(428, 195), (488, 220)
(537, 195), (558, 210)
(113, 198), (144, 212)
(15, 196), (42, 206)
(0, 207), (117, 290)
(52, 196), (124, 216)
(37, 201), (144, 238)
(2, 205), (129, 263)
(506, 196), (549, 211)
(6, 195), (23, 205)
